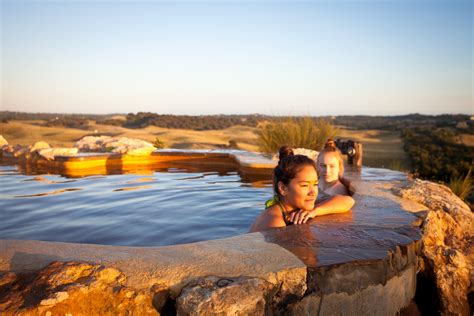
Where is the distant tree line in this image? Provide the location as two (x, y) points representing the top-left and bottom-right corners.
(41, 117), (90, 130)
(334, 114), (472, 131)
(2, 111), (471, 132)
(121, 112), (267, 130)
(401, 127), (473, 181)
(0, 111), (105, 122)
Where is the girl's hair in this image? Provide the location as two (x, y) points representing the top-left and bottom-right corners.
(273, 146), (317, 197)
(317, 139), (344, 177)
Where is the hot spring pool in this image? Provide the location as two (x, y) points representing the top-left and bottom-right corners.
(0, 163), (273, 246)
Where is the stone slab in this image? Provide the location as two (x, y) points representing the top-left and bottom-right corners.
(0, 233), (307, 298)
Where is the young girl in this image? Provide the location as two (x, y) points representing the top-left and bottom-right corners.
(249, 146), (354, 232)
(317, 140), (350, 196)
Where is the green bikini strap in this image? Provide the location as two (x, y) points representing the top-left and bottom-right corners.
(265, 195), (279, 208)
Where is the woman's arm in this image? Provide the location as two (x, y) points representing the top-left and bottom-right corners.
(312, 195), (354, 216)
(290, 195), (354, 224)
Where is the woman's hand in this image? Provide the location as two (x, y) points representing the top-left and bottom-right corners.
(289, 195), (354, 224)
(289, 209), (316, 224)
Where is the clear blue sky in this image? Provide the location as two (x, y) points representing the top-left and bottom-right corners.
(1, 0), (472, 115)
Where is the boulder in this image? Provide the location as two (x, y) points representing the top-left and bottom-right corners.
(75, 135), (111, 152)
(30, 141), (51, 152)
(393, 178), (473, 232)
(0, 144), (30, 159)
(393, 179), (474, 315)
(0, 135), (7, 146)
(13, 145), (30, 158)
(0, 143), (78, 161)
(0, 144), (14, 158)
(177, 276), (274, 315)
(37, 148), (79, 161)
(272, 148), (319, 161)
(75, 136), (156, 156)
(0, 261), (162, 315)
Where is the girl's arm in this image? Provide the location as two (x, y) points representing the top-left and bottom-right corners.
(312, 195), (354, 216)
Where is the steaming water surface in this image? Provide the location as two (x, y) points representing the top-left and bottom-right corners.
(0, 164), (273, 246)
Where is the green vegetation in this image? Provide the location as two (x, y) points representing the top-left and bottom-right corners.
(448, 168), (473, 202)
(152, 137), (165, 149)
(334, 114), (472, 131)
(257, 117), (338, 154)
(401, 127), (473, 180)
(42, 117), (90, 130)
(401, 127), (473, 205)
(123, 112), (263, 130)
(0, 111), (104, 121)
(228, 139), (238, 149)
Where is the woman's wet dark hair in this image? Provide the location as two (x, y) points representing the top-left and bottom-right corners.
(273, 146), (317, 197)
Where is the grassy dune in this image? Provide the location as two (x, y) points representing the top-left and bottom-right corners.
(0, 121), (260, 151)
(0, 120), (410, 169)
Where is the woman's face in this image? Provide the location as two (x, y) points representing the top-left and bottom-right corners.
(279, 165), (318, 211)
(318, 152), (340, 183)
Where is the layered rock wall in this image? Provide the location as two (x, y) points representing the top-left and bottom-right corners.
(393, 179), (474, 316)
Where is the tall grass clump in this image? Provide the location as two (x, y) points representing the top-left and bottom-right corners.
(448, 168), (473, 201)
(258, 117), (338, 154)
(153, 137), (165, 149)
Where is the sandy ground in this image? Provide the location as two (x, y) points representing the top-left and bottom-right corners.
(0, 120), (411, 169)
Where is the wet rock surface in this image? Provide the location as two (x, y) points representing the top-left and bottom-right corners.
(393, 179), (474, 316)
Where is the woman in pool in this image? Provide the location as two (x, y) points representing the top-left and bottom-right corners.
(317, 140), (350, 196)
(249, 146), (354, 232)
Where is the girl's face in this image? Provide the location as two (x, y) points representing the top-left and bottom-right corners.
(278, 165), (318, 211)
(318, 152), (340, 183)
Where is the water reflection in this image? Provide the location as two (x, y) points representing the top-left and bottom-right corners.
(10, 161), (273, 188)
(124, 177), (156, 184)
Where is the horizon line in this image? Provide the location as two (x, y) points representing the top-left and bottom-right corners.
(0, 110), (472, 118)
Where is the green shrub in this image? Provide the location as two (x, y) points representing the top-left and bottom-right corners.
(448, 168), (472, 201)
(153, 137), (165, 149)
(401, 127), (473, 181)
(257, 117), (338, 154)
(228, 139), (238, 149)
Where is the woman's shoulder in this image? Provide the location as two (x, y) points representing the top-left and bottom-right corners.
(249, 205), (286, 232)
(262, 204), (284, 219)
